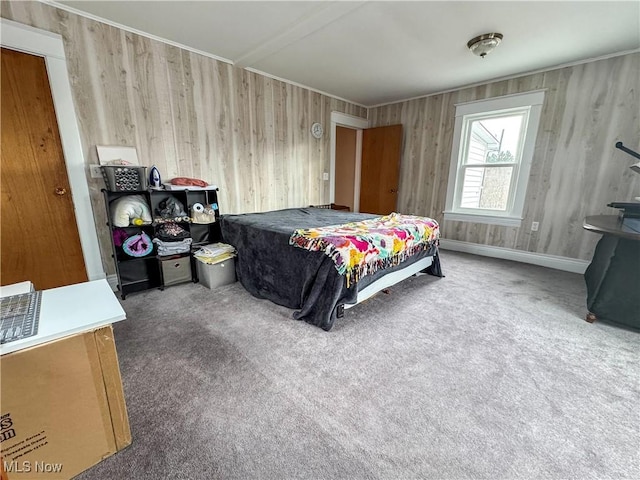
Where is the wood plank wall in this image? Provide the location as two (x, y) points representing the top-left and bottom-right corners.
(369, 53), (640, 261)
(1, 1), (367, 275)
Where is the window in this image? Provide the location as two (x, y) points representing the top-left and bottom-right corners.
(444, 91), (545, 227)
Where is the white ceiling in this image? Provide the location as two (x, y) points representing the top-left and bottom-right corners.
(54, 1), (640, 107)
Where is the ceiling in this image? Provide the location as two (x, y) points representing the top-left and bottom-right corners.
(53, 1), (640, 107)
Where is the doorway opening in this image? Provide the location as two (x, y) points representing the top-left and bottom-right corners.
(329, 111), (368, 212)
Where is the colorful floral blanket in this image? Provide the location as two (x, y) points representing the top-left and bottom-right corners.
(289, 213), (440, 286)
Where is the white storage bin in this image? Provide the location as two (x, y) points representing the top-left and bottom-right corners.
(196, 256), (236, 289)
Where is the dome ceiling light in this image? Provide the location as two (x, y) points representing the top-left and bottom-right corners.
(467, 33), (503, 58)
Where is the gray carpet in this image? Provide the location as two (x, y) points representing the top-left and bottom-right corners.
(77, 251), (639, 480)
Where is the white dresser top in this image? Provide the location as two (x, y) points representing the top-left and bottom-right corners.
(1, 279), (126, 355)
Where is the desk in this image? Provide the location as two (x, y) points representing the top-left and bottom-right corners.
(583, 215), (640, 329)
(0, 280), (130, 480)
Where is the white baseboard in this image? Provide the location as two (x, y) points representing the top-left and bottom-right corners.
(439, 239), (590, 274)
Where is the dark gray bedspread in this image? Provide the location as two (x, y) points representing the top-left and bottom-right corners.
(220, 208), (442, 330)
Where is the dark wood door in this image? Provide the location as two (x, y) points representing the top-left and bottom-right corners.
(1, 48), (88, 290)
(359, 124), (403, 214)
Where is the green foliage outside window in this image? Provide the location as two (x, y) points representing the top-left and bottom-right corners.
(486, 150), (514, 163)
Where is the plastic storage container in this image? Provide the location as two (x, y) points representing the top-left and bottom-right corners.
(196, 257), (236, 289)
(101, 165), (148, 191)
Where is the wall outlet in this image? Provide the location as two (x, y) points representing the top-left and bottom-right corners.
(531, 221), (539, 232)
(322, 172), (329, 181)
(89, 164), (102, 179)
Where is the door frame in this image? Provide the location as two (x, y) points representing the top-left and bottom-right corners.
(330, 111), (368, 212)
(1, 18), (105, 281)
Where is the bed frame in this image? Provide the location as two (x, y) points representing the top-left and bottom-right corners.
(343, 256), (433, 311)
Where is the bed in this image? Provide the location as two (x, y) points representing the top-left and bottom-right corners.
(220, 208), (442, 330)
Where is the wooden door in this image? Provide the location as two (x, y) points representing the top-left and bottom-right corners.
(334, 126), (357, 211)
(1, 48), (88, 290)
(359, 124), (403, 214)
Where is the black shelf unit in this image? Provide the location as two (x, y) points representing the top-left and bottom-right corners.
(102, 187), (221, 299)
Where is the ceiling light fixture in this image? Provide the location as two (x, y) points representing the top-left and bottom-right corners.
(467, 33), (503, 58)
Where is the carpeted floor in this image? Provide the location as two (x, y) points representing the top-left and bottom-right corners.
(77, 251), (639, 480)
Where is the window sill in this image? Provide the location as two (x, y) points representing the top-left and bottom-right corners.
(443, 211), (522, 227)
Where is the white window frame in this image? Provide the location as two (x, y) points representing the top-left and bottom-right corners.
(444, 90), (545, 227)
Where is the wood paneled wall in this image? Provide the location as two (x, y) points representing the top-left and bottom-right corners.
(2, 1), (637, 268)
(369, 53), (640, 261)
(1, 1), (366, 274)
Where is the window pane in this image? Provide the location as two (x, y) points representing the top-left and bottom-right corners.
(465, 114), (524, 165)
(460, 167), (484, 208)
(460, 166), (513, 211)
(445, 90), (545, 223)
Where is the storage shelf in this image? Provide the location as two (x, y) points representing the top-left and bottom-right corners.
(120, 279), (162, 300)
(152, 219), (192, 225)
(103, 188), (221, 299)
(157, 253), (190, 260)
(115, 252), (157, 262)
(120, 278), (157, 287)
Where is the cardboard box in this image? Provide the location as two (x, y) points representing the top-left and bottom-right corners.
(0, 326), (131, 479)
(196, 256), (236, 289)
